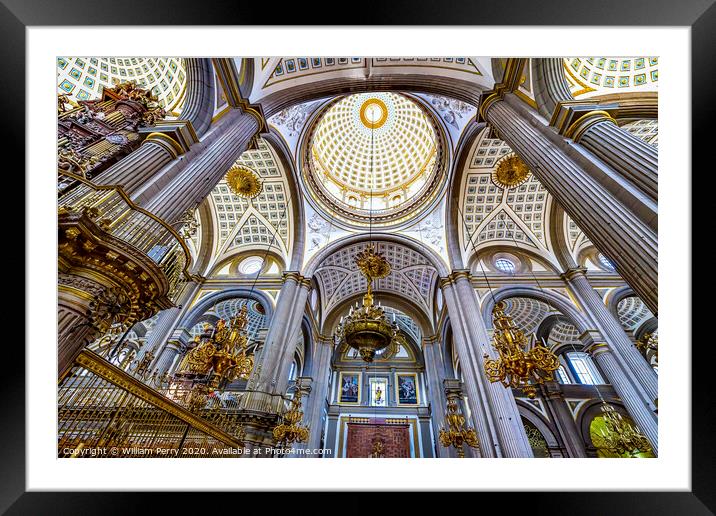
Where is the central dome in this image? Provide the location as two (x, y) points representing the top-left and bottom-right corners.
(305, 92), (444, 228)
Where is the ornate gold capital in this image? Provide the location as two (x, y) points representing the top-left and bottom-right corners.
(564, 110), (618, 142)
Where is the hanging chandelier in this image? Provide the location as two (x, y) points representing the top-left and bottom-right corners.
(438, 398), (480, 457)
(334, 245), (403, 362)
(272, 389), (310, 445)
(483, 300), (560, 399)
(226, 165), (263, 199)
(173, 304), (255, 391)
(596, 403), (652, 457)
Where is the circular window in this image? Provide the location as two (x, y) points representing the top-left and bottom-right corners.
(304, 92), (445, 228)
(495, 258), (516, 274)
(238, 256), (264, 275)
(597, 253), (615, 271)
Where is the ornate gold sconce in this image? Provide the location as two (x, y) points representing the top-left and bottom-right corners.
(483, 301), (560, 399)
(438, 398), (479, 458)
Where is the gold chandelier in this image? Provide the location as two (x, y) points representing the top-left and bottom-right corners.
(174, 305), (255, 390)
(334, 245), (404, 362)
(483, 300), (560, 398)
(273, 390), (310, 445)
(596, 403), (652, 457)
(438, 398), (479, 457)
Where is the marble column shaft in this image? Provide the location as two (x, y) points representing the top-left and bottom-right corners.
(153, 341), (183, 375)
(575, 118), (658, 204)
(93, 140), (179, 196)
(138, 109), (260, 224)
(252, 273), (311, 394)
(541, 383), (587, 458)
(483, 94), (657, 315)
(563, 268), (658, 407)
(144, 280), (202, 369)
(304, 338), (334, 451)
(585, 335), (658, 454)
(422, 337), (451, 457)
(441, 273), (533, 458)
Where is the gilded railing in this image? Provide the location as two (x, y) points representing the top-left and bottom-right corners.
(58, 350), (293, 458)
(57, 171), (191, 302)
(58, 349), (244, 457)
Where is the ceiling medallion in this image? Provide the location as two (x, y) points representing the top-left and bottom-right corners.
(226, 165), (263, 199)
(492, 154), (531, 189)
(359, 98), (389, 129)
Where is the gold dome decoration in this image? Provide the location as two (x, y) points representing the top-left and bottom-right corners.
(226, 165), (263, 199)
(492, 154), (531, 189)
(359, 98), (389, 129)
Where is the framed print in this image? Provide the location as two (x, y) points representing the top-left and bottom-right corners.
(337, 371), (361, 404)
(12, 0), (712, 508)
(369, 376), (388, 407)
(395, 373), (419, 405)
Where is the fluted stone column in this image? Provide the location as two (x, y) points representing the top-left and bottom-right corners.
(540, 382), (587, 458)
(563, 267), (658, 407)
(441, 271), (533, 458)
(582, 331), (658, 453)
(155, 328), (192, 375)
(532, 58), (573, 119)
(137, 109), (261, 224)
(251, 272), (312, 395)
(303, 336), (334, 452)
(561, 109), (657, 203)
(58, 279), (104, 378)
(144, 280), (203, 369)
(92, 127), (192, 196)
(422, 336), (452, 457)
(481, 93), (657, 315)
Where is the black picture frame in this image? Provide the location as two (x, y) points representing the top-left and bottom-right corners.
(10, 0), (708, 511)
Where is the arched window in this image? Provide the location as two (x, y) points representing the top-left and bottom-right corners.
(495, 258), (516, 274)
(564, 351), (604, 385)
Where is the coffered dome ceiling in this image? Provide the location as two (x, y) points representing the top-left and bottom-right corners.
(303, 92), (446, 229)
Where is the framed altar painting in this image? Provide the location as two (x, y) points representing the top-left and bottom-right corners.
(338, 371), (361, 404)
(396, 373), (419, 405)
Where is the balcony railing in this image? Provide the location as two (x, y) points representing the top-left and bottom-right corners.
(57, 171), (191, 303)
(58, 350), (292, 458)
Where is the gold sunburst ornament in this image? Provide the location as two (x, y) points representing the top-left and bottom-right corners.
(226, 165), (263, 199)
(492, 154), (531, 189)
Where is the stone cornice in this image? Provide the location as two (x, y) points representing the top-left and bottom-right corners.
(282, 271), (312, 289)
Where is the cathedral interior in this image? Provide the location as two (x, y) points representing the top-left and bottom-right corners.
(56, 57), (659, 459)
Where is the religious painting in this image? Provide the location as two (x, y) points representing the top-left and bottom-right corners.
(369, 377), (388, 407)
(338, 372), (361, 404)
(396, 373), (419, 405)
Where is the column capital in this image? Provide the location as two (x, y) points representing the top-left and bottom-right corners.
(282, 271), (312, 289)
(549, 101), (619, 141)
(139, 119), (199, 157)
(560, 266), (588, 282)
(541, 381), (566, 400)
(168, 327), (193, 347)
(477, 58), (527, 122)
(317, 333), (336, 347)
(422, 335), (439, 346)
(439, 269), (472, 288)
(443, 378), (464, 400)
(580, 329), (610, 356)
